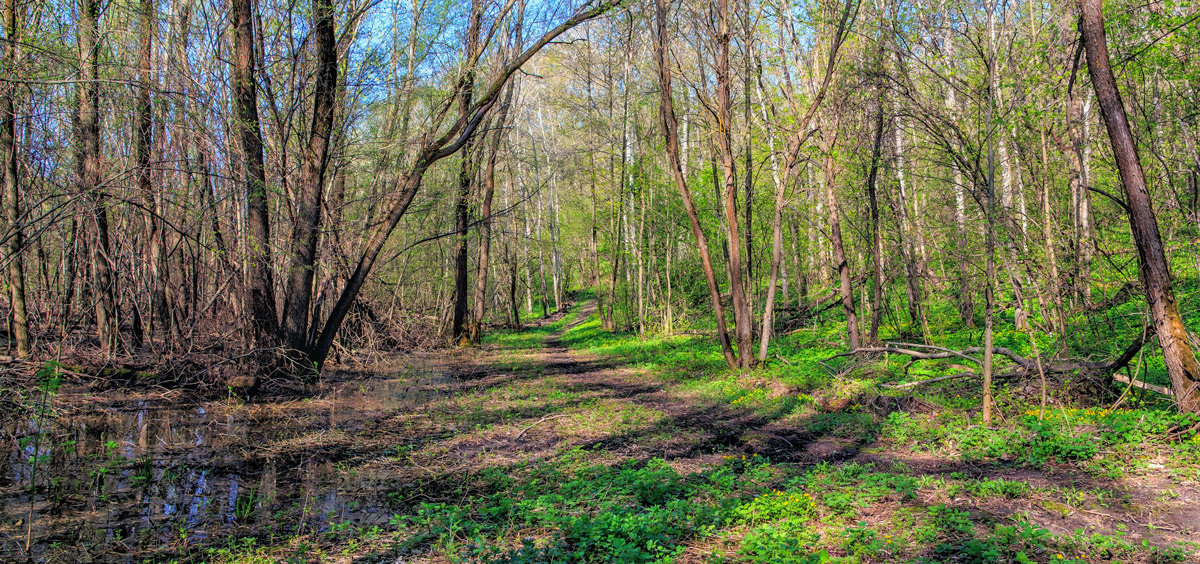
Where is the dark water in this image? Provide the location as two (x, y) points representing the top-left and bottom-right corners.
(0, 367), (454, 562)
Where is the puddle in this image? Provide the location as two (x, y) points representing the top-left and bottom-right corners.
(0, 365), (455, 561)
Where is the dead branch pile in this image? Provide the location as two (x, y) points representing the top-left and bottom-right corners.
(826, 326), (1152, 390)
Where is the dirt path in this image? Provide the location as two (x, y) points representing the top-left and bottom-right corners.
(417, 300), (1200, 553)
(8, 299), (1196, 561)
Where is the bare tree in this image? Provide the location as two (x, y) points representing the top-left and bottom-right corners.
(77, 0), (117, 356)
(2, 0), (28, 357)
(232, 0), (280, 352)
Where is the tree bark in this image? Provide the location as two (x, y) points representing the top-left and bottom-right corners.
(1078, 0), (1200, 412)
(471, 74), (517, 343)
(281, 0), (339, 356)
(715, 0), (754, 369)
(655, 0), (738, 369)
(231, 0), (280, 350)
(866, 90), (885, 345)
(822, 127), (859, 351)
(134, 0), (168, 348)
(1040, 129), (1066, 337)
(894, 109), (928, 341)
(451, 0), (483, 346)
(77, 0), (118, 356)
(2, 0), (28, 357)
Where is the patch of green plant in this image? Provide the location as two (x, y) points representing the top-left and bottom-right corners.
(734, 488), (816, 524)
(738, 518), (825, 563)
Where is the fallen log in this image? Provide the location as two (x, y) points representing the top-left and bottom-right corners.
(1112, 373), (1171, 396)
(838, 326), (1151, 388)
(881, 372), (976, 389)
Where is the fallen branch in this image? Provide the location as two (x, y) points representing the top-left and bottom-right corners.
(1112, 373), (1171, 396)
(1085, 281), (1137, 312)
(514, 413), (570, 440)
(838, 326), (1151, 387)
(881, 372), (977, 389)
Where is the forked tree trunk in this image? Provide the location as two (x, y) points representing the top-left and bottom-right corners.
(655, 0), (738, 369)
(282, 0), (339, 355)
(1079, 0), (1200, 412)
(757, 0), (855, 358)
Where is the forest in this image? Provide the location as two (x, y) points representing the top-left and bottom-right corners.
(2, 0), (1200, 560)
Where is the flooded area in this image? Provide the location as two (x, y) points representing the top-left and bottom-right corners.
(0, 361), (457, 562)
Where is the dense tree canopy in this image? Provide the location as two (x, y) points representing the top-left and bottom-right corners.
(3, 0), (1200, 401)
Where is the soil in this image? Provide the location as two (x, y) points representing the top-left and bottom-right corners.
(2, 299), (1197, 562)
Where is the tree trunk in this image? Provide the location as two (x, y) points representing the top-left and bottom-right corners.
(1066, 93), (1094, 307)
(77, 0), (118, 356)
(716, 0), (754, 369)
(822, 126), (859, 351)
(894, 109), (928, 341)
(2, 0), (28, 357)
(450, 0), (484, 345)
(866, 90), (885, 345)
(471, 74), (517, 342)
(983, 3), (998, 424)
(281, 0), (339, 356)
(134, 0), (168, 348)
(655, 0), (738, 369)
(742, 0), (754, 322)
(232, 0), (280, 350)
(756, 75), (787, 360)
(1040, 129), (1066, 337)
(1079, 0), (1200, 412)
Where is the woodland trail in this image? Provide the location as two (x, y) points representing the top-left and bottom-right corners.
(417, 299), (1200, 559)
(5, 298), (1198, 561)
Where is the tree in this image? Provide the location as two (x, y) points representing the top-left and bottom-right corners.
(308, 0), (624, 367)
(281, 0), (340, 355)
(714, 0), (755, 369)
(231, 0), (280, 352)
(77, 0), (117, 356)
(1078, 0), (1200, 412)
(655, 0), (738, 369)
(2, 0), (28, 357)
(134, 0), (167, 348)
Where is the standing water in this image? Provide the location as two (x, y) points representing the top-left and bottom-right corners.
(0, 364), (456, 562)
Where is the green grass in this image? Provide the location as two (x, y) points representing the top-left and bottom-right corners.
(208, 283), (1200, 562)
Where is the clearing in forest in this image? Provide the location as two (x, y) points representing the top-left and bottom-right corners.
(7, 298), (1197, 563)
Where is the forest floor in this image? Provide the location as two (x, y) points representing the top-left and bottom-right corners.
(4, 297), (1200, 562)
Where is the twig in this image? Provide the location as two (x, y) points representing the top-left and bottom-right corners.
(881, 372), (977, 389)
(514, 413), (570, 439)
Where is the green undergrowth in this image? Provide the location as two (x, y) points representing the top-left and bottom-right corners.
(210, 289), (1200, 562)
(298, 457), (1196, 563)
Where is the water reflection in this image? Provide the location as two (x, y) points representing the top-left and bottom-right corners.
(0, 366), (454, 561)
